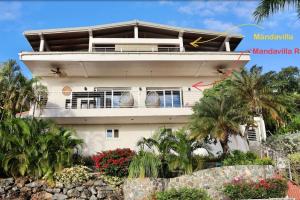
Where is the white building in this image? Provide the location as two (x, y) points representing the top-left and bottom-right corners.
(20, 20), (252, 155)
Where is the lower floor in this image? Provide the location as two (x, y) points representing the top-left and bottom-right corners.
(64, 123), (250, 156)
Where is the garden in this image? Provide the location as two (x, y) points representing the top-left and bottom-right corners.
(0, 60), (299, 199)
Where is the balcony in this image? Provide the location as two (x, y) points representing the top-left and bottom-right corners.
(35, 88), (201, 124)
(92, 46), (181, 53)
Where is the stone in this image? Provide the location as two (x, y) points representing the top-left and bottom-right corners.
(97, 190), (107, 199)
(76, 186), (84, 192)
(31, 191), (52, 200)
(46, 188), (61, 193)
(89, 195), (97, 200)
(83, 180), (94, 187)
(63, 188), (68, 194)
(4, 185), (12, 191)
(15, 177), (28, 188)
(52, 193), (68, 200)
(67, 188), (80, 198)
(89, 186), (97, 195)
(20, 186), (31, 193)
(26, 181), (41, 188)
(55, 182), (64, 188)
(12, 186), (19, 192)
(81, 188), (92, 199)
(94, 180), (105, 186)
(3, 178), (14, 186)
(0, 188), (4, 194)
(65, 184), (75, 189)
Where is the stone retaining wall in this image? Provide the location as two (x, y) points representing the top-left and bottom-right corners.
(0, 175), (123, 200)
(123, 165), (275, 200)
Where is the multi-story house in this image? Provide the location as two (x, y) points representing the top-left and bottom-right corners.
(19, 20), (252, 155)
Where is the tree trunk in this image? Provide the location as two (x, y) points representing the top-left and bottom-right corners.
(220, 134), (230, 155)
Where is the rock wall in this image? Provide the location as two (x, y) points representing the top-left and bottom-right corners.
(123, 165), (275, 200)
(0, 176), (123, 200)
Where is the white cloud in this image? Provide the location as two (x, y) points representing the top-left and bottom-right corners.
(202, 18), (241, 33)
(0, 2), (22, 21)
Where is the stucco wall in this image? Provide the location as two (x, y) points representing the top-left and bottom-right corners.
(68, 123), (185, 155)
(123, 165), (275, 200)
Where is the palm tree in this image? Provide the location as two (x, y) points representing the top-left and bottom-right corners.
(137, 128), (175, 177)
(231, 66), (287, 124)
(254, 0), (300, 23)
(190, 95), (252, 155)
(167, 129), (211, 175)
(0, 60), (47, 120)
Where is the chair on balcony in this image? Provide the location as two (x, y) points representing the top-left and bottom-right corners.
(119, 92), (134, 108)
(145, 91), (160, 108)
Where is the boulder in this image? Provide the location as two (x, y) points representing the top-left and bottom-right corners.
(66, 188), (80, 198)
(52, 193), (68, 200)
(31, 191), (52, 200)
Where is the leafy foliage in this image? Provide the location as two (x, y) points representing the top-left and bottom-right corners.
(254, 0), (300, 23)
(222, 150), (273, 166)
(137, 128), (210, 177)
(99, 175), (124, 188)
(190, 94), (252, 155)
(223, 178), (288, 199)
(0, 118), (83, 179)
(128, 151), (161, 178)
(155, 187), (212, 200)
(0, 60), (47, 120)
(265, 132), (300, 155)
(54, 165), (92, 185)
(92, 148), (135, 177)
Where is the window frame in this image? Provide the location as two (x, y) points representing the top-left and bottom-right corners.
(105, 128), (120, 139)
(146, 88), (182, 108)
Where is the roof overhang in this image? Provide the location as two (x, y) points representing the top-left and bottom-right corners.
(19, 51), (250, 77)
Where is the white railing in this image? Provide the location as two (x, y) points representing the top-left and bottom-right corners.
(92, 46), (180, 52)
(42, 90), (202, 110)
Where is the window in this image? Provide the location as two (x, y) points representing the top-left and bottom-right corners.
(106, 129), (119, 139)
(147, 89), (182, 108)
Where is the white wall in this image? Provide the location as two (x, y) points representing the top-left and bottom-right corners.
(67, 123), (185, 155)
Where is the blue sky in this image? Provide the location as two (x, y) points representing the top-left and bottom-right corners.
(0, 0), (299, 78)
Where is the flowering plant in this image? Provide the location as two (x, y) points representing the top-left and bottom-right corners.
(92, 148), (135, 177)
(223, 177), (288, 199)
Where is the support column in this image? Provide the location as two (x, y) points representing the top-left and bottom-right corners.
(219, 36), (231, 52)
(178, 32), (184, 52)
(88, 30), (93, 52)
(39, 37), (45, 52)
(134, 25), (138, 39)
(39, 33), (49, 52)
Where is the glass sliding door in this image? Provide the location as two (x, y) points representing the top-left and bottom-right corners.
(146, 88), (182, 108)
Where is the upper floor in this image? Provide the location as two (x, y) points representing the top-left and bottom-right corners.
(22, 20), (243, 53)
(19, 20), (250, 78)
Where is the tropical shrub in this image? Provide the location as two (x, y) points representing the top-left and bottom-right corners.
(155, 187), (212, 200)
(223, 177), (288, 199)
(265, 132), (300, 155)
(128, 151), (161, 178)
(54, 165), (92, 185)
(222, 150), (273, 166)
(137, 128), (210, 177)
(0, 118), (83, 179)
(92, 148), (135, 177)
(288, 152), (300, 184)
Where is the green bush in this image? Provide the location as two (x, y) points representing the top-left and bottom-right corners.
(128, 151), (161, 178)
(0, 118), (83, 179)
(155, 187), (212, 200)
(222, 150), (273, 166)
(265, 132), (300, 155)
(54, 165), (92, 185)
(223, 178), (288, 200)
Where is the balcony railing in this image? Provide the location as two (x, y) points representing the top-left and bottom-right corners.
(92, 47), (180, 53)
(41, 89), (201, 110)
